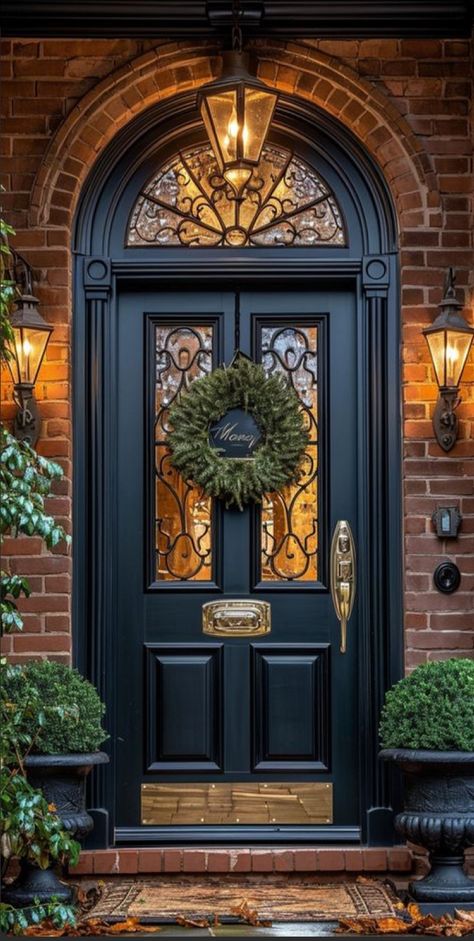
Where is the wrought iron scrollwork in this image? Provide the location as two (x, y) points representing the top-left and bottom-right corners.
(154, 325), (213, 581)
(260, 325), (319, 582)
(128, 145), (346, 248)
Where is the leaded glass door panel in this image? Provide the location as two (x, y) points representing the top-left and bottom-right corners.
(115, 287), (359, 835)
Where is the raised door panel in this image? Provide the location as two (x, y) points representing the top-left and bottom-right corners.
(252, 644), (330, 771)
(146, 644), (223, 771)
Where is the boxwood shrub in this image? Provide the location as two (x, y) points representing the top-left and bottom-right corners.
(3, 660), (107, 754)
(379, 658), (474, 751)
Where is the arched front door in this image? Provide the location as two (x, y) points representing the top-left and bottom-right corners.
(74, 94), (403, 846)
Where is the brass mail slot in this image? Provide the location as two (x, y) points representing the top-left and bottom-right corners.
(142, 782), (333, 825)
(202, 599), (271, 636)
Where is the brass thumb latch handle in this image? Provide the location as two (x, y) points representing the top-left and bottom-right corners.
(330, 520), (356, 654)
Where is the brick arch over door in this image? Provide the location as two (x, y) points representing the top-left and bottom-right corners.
(30, 39), (439, 231)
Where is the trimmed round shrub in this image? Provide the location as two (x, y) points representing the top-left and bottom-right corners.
(3, 660), (107, 754)
(379, 658), (474, 751)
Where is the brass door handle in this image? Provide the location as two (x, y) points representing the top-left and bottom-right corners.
(330, 521), (356, 653)
(202, 599), (271, 636)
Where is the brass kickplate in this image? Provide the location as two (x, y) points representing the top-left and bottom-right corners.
(202, 599), (271, 636)
(141, 782), (333, 825)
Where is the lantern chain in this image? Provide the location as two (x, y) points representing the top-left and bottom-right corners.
(445, 266), (456, 298)
(231, 0), (243, 52)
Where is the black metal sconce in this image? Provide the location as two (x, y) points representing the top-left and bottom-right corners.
(198, 0), (278, 198)
(5, 252), (52, 447)
(423, 269), (474, 452)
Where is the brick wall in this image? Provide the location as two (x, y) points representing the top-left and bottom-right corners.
(0, 37), (473, 668)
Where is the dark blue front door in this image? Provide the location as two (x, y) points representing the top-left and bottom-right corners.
(115, 285), (359, 837)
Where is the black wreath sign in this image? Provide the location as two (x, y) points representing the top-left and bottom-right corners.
(167, 355), (309, 509)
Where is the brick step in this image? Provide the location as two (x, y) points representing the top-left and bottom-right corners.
(71, 846), (413, 876)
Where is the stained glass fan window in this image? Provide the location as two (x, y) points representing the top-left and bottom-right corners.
(127, 144), (346, 248)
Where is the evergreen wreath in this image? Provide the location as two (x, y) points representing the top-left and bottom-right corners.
(167, 355), (309, 510)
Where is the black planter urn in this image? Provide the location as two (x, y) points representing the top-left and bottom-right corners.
(2, 860), (73, 907)
(380, 748), (474, 903)
(2, 752), (109, 908)
(24, 752), (109, 840)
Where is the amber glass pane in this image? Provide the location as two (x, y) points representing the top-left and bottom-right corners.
(7, 326), (50, 385)
(204, 89), (238, 164)
(154, 325), (213, 581)
(445, 330), (472, 386)
(243, 87), (277, 162)
(261, 325), (318, 582)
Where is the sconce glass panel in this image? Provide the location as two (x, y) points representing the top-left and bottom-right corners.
(7, 325), (50, 386)
(427, 329), (473, 388)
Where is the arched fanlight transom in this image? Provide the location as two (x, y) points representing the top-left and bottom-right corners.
(126, 144), (346, 248)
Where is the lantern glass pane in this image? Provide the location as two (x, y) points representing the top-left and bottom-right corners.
(445, 329), (473, 387)
(10, 326), (49, 385)
(201, 89), (238, 167)
(243, 87), (277, 162)
(200, 99), (223, 170)
(426, 330), (447, 387)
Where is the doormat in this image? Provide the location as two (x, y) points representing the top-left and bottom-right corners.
(88, 875), (401, 924)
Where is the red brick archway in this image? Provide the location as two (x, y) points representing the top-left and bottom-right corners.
(31, 40), (438, 230)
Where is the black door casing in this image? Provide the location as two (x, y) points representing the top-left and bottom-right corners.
(73, 93), (403, 847)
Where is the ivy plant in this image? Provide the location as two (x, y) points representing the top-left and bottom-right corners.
(0, 217), (70, 636)
(0, 899), (76, 937)
(0, 216), (16, 364)
(0, 662), (80, 933)
(1, 768), (80, 873)
(1, 574), (30, 634)
(0, 433), (69, 635)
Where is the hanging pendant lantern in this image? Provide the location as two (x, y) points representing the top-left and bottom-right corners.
(198, 49), (278, 199)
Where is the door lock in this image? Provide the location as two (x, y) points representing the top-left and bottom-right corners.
(330, 521), (356, 654)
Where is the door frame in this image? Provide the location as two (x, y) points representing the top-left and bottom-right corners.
(72, 95), (403, 848)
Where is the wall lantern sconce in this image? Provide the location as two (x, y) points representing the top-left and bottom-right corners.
(423, 268), (474, 452)
(198, 3), (278, 198)
(5, 253), (52, 446)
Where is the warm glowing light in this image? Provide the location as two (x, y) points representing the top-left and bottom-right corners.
(224, 119), (249, 150)
(22, 338), (32, 356)
(228, 118), (239, 138)
(446, 344), (459, 384)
